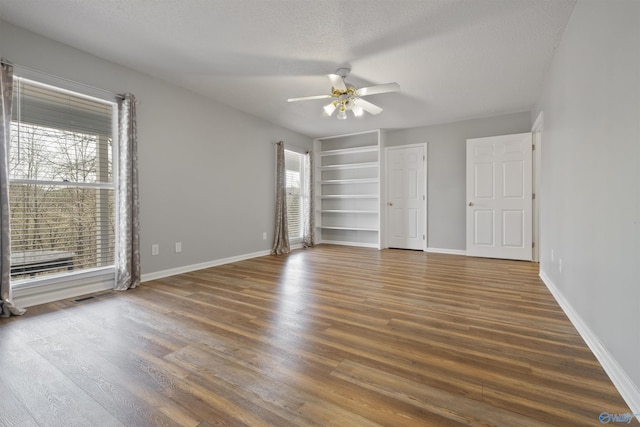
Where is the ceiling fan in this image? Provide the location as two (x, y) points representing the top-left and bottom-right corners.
(287, 68), (400, 120)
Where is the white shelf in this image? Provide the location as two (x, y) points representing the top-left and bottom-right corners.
(319, 146), (378, 157)
(321, 210), (378, 214)
(316, 240), (380, 248)
(320, 194), (378, 199)
(320, 178), (379, 184)
(317, 226), (378, 231)
(320, 162), (378, 170)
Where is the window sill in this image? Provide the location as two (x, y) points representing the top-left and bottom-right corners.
(12, 266), (115, 308)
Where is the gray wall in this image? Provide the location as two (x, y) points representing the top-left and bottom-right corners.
(533, 0), (640, 393)
(0, 20), (312, 276)
(386, 112), (532, 251)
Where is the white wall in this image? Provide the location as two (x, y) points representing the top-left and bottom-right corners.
(386, 112), (532, 252)
(533, 0), (640, 408)
(0, 20), (312, 278)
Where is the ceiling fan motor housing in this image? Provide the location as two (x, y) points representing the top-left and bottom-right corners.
(336, 67), (351, 79)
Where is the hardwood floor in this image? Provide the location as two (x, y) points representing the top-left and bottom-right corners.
(0, 245), (634, 426)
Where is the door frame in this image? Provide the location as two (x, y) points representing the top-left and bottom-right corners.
(532, 112), (543, 262)
(383, 143), (428, 251)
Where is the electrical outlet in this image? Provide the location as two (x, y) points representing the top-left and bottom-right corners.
(175, 242), (182, 253)
(558, 258), (563, 273)
(262, 232), (267, 240)
(551, 249), (554, 262)
(151, 244), (159, 256)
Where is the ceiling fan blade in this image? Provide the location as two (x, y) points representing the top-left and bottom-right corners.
(353, 98), (383, 115)
(287, 94), (333, 102)
(355, 82), (400, 97)
(327, 74), (347, 92)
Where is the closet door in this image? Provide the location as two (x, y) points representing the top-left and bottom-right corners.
(386, 144), (426, 250)
(466, 133), (532, 261)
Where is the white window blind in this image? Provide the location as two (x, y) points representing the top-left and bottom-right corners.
(9, 77), (116, 280)
(284, 149), (303, 241)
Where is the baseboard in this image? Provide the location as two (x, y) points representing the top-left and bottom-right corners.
(141, 249), (272, 282)
(426, 247), (467, 256)
(539, 269), (640, 418)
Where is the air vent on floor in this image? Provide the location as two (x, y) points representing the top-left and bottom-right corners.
(72, 291), (114, 303)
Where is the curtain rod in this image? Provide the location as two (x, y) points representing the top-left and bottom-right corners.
(271, 140), (310, 154)
(1, 57), (128, 101)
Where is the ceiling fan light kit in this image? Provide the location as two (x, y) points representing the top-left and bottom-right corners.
(287, 67), (399, 120)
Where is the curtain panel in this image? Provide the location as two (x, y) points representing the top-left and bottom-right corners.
(0, 60), (25, 316)
(271, 141), (290, 255)
(114, 94), (141, 290)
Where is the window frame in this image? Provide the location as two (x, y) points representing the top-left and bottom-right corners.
(9, 71), (119, 292)
(284, 148), (306, 244)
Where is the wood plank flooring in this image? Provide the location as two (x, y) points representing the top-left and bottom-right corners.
(0, 244), (634, 426)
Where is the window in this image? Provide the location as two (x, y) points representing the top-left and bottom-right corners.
(284, 149), (304, 242)
(9, 77), (116, 281)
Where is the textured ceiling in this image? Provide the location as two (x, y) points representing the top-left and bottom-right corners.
(0, 0), (576, 138)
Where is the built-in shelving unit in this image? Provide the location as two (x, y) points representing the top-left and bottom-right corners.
(314, 130), (381, 248)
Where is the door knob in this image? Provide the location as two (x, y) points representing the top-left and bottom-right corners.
(387, 202), (393, 206)
(468, 202), (474, 206)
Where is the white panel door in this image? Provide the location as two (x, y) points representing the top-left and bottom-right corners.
(386, 145), (425, 250)
(466, 133), (532, 260)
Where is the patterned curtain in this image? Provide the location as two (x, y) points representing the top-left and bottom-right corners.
(302, 151), (315, 247)
(271, 141), (290, 255)
(0, 59), (25, 316)
(114, 94), (141, 290)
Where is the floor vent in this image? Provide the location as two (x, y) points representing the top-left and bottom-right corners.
(72, 291), (113, 303)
